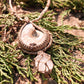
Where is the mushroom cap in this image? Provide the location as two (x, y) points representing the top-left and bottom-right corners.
(18, 22), (52, 54)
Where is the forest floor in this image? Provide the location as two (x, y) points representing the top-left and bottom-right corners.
(9, 7), (84, 84)
(0, 5), (84, 84)
(11, 6), (84, 60)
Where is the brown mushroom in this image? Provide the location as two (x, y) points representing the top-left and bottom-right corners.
(9, 0), (53, 74)
(18, 23), (53, 73)
(18, 23), (52, 54)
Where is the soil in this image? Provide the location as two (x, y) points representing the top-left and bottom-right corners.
(57, 13), (84, 28)
(56, 11), (84, 63)
(64, 29), (84, 41)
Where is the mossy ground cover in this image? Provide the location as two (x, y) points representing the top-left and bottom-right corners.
(0, 0), (84, 84)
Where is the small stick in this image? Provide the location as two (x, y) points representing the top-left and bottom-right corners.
(9, 0), (51, 22)
(2, 28), (7, 42)
(32, 0), (51, 22)
(9, 0), (28, 22)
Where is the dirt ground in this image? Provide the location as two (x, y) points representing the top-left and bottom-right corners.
(57, 12), (84, 41)
(56, 12), (84, 62)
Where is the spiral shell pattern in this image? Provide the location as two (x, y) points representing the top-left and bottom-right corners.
(18, 22), (52, 54)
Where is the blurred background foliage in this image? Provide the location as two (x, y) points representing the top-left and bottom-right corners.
(14, 0), (84, 13)
(1, 0), (84, 13)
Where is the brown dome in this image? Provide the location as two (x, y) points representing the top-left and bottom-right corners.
(18, 22), (52, 54)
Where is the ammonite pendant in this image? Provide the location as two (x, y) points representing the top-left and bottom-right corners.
(18, 22), (53, 73)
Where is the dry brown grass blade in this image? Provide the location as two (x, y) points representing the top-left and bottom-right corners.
(32, 0), (51, 22)
(9, 0), (51, 22)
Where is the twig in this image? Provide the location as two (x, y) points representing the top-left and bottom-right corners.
(0, 25), (5, 27)
(32, 0), (51, 22)
(9, 0), (29, 22)
(9, 0), (51, 22)
(2, 28), (7, 42)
